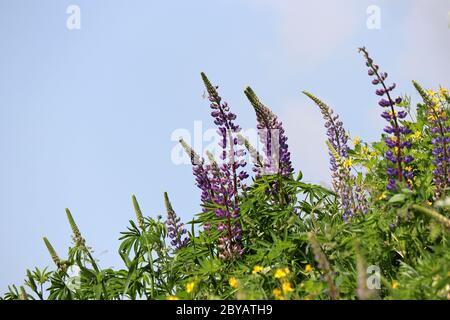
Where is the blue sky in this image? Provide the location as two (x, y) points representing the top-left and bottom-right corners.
(0, 0), (449, 292)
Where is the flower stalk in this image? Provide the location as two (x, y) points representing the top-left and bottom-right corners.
(413, 81), (450, 198)
(359, 47), (413, 191)
(164, 192), (189, 249)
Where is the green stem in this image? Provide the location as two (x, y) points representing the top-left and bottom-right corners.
(144, 237), (156, 299)
(411, 204), (450, 229)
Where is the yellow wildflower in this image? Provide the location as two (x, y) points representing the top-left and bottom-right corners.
(252, 265), (263, 274)
(439, 87), (448, 97)
(167, 295), (180, 300)
(427, 89), (436, 96)
(304, 264), (313, 273)
(432, 96), (440, 105)
(363, 146), (369, 154)
(427, 201), (433, 206)
(378, 193), (387, 200)
(282, 282), (294, 294)
(343, 159), (353, 168)
(186, 281), (195, 293)
(428, 114), (436, 122)
(391, 280), (399, 289)
(229, 277), (238, 289)
(274, 268), (287, 279)
(353, 136), (361, 146)
(404, 166), (412, 171)
(272, 288), (284, 300)
(413, 131), (421, 140)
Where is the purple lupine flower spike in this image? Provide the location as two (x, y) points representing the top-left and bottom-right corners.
(244, 87), (293, 177)
(413, 81), (450, 199)
(359, 47), (413, 191)
(304, 91), (366, 218)
(201, 72), (247, 260)
(164, 192), (189, 249)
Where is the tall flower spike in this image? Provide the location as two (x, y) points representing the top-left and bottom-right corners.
(132, 194), (145, 231)
(201, 72), (246, 260)
(164, 192), (189, 249)
(305, 91), (367, 218)
(303, 91), (349, 186)
(359, 47), (413, 191)
(43, 237), (66, 271)
(65, 208), (85, 248)
(413, 81), (450, 199)
(244, 87), (293, 177)
(326, 140), (357, 219)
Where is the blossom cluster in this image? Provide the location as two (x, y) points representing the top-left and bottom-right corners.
(427, 88), (450, 198)
(304, 92), (366, 218)
(359, 47), (413, 191)
(414, 82), (450, 198)
(201, 73), (249, 260)
(244, 87), (293, 178)
(164, 192), (189, 249)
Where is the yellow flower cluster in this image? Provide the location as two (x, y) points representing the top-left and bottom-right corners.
(272, 267), (294, 300)
(274, 267), (290, 279)
(427, 87), (449, 122)
(428, 87), (449, 100)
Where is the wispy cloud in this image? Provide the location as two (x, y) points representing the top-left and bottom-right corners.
(247, 0), (360, 66)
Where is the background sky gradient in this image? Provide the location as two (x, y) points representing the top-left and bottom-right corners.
(1, 0), (449, 292)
